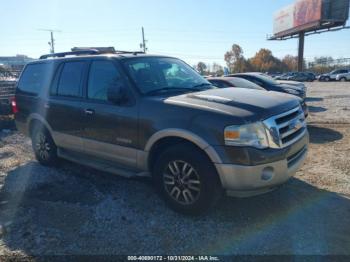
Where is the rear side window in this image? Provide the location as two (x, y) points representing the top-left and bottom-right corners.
(57, 62), (85, 97)
(88, 60), (121, 101)
(17, 63), (54, 95)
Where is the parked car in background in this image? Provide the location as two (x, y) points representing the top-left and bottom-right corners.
(227, 73), (306, 98)
(276, 72), (315, 82)
(0, 79), (16, 115)
(275, 72), (295, 81)
(207, 77), (265, 90)
(318, 69), (350, 81)
(227, 73), (308, 117)
(335, 71), (350, 82)
(14, 49), (309, 214)
(276, 80), (306, 89)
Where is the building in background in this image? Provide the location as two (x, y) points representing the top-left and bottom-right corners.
(0, 55), (34, 74)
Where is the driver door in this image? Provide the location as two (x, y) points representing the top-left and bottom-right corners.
(80, 59), (139, 169)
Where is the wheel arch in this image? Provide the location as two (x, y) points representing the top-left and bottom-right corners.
(145, 129), (222, 172)
(27, 114), (54, 138)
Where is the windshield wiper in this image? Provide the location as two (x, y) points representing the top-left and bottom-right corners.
(145, 87), (203, 96)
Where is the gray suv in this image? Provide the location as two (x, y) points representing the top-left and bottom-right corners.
(14, 49), (309, 214)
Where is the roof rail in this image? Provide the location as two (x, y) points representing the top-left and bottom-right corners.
(114, 50), (145, 55)
(39, 48), (146, 60)
(40, 50), (99, 59)
(71, 47), (116, 53)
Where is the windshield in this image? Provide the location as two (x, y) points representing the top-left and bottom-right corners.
(122, 57), (213, 95)
(228, 78), (264, 90)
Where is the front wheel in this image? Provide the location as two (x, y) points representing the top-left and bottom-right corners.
(153, 144), (222, 215)
(32, 125), (59, 166)
(324, 77), (330, 82)
(340, 78), (347, 82)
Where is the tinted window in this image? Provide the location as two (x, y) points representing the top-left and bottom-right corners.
(57, 62), (85, 97)
(88, 61), (121, 101)
(18, 63), (55, 95)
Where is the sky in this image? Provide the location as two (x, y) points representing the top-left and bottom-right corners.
(1, 0), (349, 66)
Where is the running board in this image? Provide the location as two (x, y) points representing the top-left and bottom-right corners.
(57, 148), (150, 178)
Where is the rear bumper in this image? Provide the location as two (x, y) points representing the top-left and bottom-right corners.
(215, 141), (308, 198)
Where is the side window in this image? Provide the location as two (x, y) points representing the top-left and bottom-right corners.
(57, 62), (85, 97)
(88, 60), (121, 101)
(17, 63), (54, 95)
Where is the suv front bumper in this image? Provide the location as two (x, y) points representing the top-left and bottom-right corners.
(215, 140), (308, 198)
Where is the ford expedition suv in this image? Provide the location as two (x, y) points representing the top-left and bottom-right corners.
(14, 49), (309, 214)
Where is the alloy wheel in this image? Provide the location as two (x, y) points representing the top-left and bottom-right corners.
(35, 133), (51, 161)
(163, 160), (201, 205)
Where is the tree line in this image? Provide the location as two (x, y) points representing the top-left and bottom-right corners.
(195, 44), (347, 76)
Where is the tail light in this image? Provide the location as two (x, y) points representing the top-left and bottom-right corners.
(11, 97), (19, 114)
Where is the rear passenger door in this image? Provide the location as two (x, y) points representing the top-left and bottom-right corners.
(46, 61), (88, 152)
(81, 59), (139, 169)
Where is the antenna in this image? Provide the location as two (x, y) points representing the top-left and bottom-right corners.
(38, 29), (61, 54)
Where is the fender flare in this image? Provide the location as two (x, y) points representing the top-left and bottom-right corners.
(144, 128), (222, 164)
(27, 114), (54, 138)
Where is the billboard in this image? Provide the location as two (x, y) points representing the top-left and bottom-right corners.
(273, 0), (349, 38)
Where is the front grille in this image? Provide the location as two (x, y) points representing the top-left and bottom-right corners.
(264, 106), (307, 148)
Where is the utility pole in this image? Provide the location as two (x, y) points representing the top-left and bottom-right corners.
(50, 31), (55, 53)
(140, 27), (148, 53)
(297, 32), (305, 72)
(38, 29), (61, 54)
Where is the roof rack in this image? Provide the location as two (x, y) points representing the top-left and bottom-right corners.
(40, 47), (145, 59)
(40, 50), (100, 59)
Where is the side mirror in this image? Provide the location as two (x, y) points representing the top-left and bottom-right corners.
(107, 84), (128, 104)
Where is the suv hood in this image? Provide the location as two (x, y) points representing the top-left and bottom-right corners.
(165, 88), (300, 122)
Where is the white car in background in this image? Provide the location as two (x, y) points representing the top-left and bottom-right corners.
(336, 72), (350, 82)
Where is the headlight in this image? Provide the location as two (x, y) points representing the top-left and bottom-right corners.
(224, 122), (269, 149)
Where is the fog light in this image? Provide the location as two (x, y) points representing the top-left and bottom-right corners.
(261, 167), (274, 181)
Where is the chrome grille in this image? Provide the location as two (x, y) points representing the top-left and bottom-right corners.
(264, 106), (307, 149)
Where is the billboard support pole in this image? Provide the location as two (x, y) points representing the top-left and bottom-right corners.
(298, 32), (305, 72)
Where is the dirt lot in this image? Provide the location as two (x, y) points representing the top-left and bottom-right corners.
(0, 82), (350, 257)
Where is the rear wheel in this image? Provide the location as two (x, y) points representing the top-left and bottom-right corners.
(324, 77), (330, 82)
(340, 77), (347, 82)
(31, 125), (59, 166)
(153, 144), (222, 215)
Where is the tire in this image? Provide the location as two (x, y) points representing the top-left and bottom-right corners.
(31, 124), (59, 166)
(340, 78), (347, 82)
(153, 143), (222, 215)
(324, 77), (330, 82)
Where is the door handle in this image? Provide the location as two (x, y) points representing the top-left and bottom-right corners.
(85, 109), (95, 115)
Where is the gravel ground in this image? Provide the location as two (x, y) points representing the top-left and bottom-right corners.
(0, 82), (350, 257)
